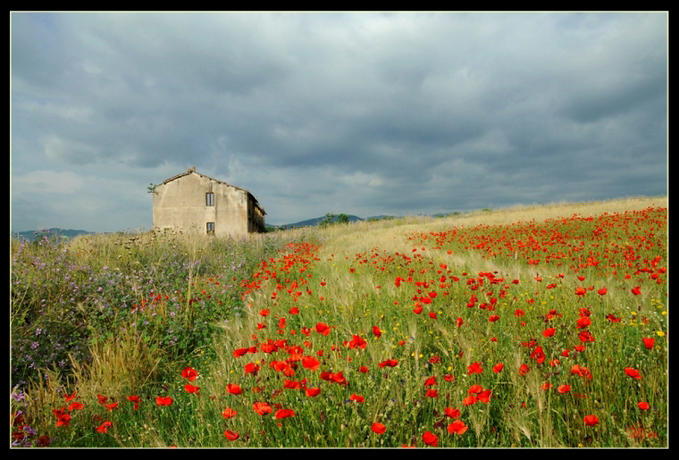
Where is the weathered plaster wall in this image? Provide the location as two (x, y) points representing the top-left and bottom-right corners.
(153, 172), (250, 237)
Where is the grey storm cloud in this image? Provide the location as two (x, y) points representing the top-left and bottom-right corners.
(10, 11), (667, 231)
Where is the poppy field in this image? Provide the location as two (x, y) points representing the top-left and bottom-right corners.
(10, 198), (668, 448)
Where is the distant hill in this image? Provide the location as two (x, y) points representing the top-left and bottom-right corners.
(274, 214), (364, 229)
(268, 214), (407, 230)
(365, 215), (399, 221)
(11, 228), (93, 242)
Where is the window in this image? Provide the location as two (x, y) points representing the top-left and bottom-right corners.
(206, 222), (215, 234)
(206, 192), (215, 206)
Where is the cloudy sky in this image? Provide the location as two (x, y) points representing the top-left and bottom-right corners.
(10, 11), (667, 232)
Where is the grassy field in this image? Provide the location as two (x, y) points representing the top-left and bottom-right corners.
(10, 196), (668, 448)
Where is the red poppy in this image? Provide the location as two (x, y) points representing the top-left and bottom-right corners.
(155, 396), (173, 406)
(222, 407), (237, 419)
(576, 316), (592, 328)
(289, 307), (299, 315)
(637, 401), (650, 410)
(467, 361), (483, 375)
(321, 370), (348, 385)
(271, 360), (292, 373)
(127, 395), (140, 410)
(444, 407), (461, 418)
(425, 389), (438, 398)
(359, 366), (370, 373)
(253, 401), (273, 415)
(226, 383), (243, 395)
(557, 384), (571, 394)
(467, 384), (483, 394)
(542, 327), (556, 338)
(184, 384), (200, 394)
(519, 364), (530, 376)
(371, 422), (387, 434)
(224, 430), (239, 441)
(275, 408), (295, 419)
(624, 367), (642, 380)
(305, 388), (321, 397)
(97, 394), (108, 404)
(492, 363), (504, 373)
(422, 431), (439, 447)
(105, 401), (119, 411)
(571, 364), (593, 380)
(284, 379), (302, 390)
(233, 348), (249, 358)
(316, 322), (331, 336)
(631, 286), (642, 295)
(346, 334), (367, 349)
(447, 420), (468, 435)
(181, 367), (199, 382)
(597, 287), (608, 295)
(584, 415), (599, 426)
(379, 359), (399, 368)
(642, 337), (655, 350)
(372, 326), (382, 338)
(95, 421), (113, 434)
(575, 287), (587, 296)
(488, 314), (500, 322)
(462, 395), (477, 406)
(67, 401), (84, 411)
(578, 330), (595, 343)
(350, 394), (365, 403)
(244, 362), (260, 375)
(478, 389), (492, 403)
(52, 408), (71, 427)
(606, 313), (622, 322)
(64, 391), (77, 402)
(527, 346), (543, 364)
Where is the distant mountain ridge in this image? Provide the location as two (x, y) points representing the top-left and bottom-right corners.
(11, 228), (93, 242)
(270, 214), (402, 229)
(276, 214), (363, 229)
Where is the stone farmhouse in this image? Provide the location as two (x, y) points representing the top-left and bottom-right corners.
(152, 167), (266, 237)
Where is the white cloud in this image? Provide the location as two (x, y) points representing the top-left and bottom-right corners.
(339, 171), (385, 188)
(12, 170), (85, 194)
(14, 101), (93, 123)
(42, 136), (101, 163)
